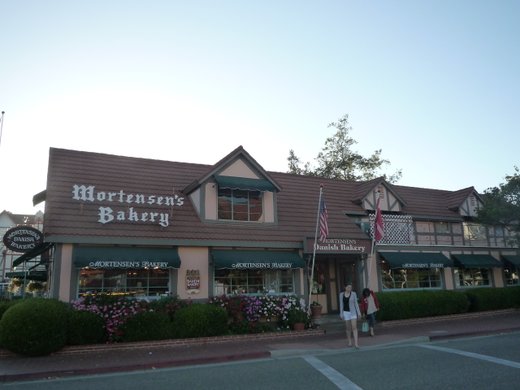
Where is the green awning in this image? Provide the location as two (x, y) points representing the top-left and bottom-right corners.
(501, 255), (520, 267)
(74, 247), (180, 269)
(6, 271), (47, 282)
(379, 252), (452, 269)
(12, 242), (53, 267)
(212, 250), (305, 270)
(452, 254), (502, 268)
(214, 175), (276, 192)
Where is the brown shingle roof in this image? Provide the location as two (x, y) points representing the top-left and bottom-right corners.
(43, 148), (477, 247)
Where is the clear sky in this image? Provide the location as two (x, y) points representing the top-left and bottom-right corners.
(1, 0), (519, 214)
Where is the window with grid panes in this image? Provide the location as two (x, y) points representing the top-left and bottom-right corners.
(218, 188), (262, 221)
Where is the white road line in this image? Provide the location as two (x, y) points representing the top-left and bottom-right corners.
(419, 344), (520, 369)
(303, 355), (364, 390)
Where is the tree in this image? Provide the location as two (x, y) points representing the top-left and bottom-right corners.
(287, 114), (402, 183)
(477, 166), (520, 246)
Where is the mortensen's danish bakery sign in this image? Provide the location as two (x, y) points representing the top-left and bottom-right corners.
(72, 184), (185, 227)
(305, 237), (371, 254)
(3, 226), (43, 252)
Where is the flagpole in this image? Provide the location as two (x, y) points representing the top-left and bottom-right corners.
(308, 185), (323, 312)
(369, 190), (383, 289)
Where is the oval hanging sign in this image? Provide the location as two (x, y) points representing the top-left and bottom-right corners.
(2, 226), (43, 252)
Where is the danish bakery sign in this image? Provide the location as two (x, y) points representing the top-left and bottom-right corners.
(3, 226), (43, 252)
(72, 184), (184, 228)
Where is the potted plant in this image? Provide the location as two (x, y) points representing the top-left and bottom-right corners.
(310, 301), (322, 319)
(287, 307), (309, 331)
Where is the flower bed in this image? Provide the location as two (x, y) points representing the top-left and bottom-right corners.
(209, 294), (307, 330)
(68, 294), (308, 344)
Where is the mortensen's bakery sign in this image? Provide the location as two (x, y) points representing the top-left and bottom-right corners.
(3, 226), (44, 252)
(72, 184), (184, 227)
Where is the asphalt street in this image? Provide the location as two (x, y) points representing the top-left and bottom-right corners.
(3, 332), (520, 390)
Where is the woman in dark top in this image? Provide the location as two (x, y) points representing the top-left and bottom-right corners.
(338, 283), (361, 348)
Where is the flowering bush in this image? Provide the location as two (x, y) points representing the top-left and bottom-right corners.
(71, 294), (146, 342)
(210, 294), (307, 331)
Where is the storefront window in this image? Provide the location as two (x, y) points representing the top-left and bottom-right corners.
(454, 268), (490, 287)
(214, 269), (294, 295)
(504, 266), (519, 286)
(381, 264), (442, 289)
(78, 268), (170, 297)
(218, 188), (262, 221)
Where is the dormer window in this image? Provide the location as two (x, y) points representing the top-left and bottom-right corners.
(218, 188), (262, 221)
(214, 175), (275, 222)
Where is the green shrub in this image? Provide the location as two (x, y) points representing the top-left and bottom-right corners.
(67, 310), (106, 345)
(377, 290), (469, 321)
(464, 287), (520, 312)
(119, 311), (173, 342)
(0, 300), (22, 321)
(511, 286), (520, 307)
(0, 298), (70, 356)
(172, 304), (228, 338)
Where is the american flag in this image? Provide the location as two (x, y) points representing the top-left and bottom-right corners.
(374, 193), (384, 242)
(319, 198), (329, 242)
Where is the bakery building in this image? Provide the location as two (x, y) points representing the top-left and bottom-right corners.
(34, 146), (519, 313)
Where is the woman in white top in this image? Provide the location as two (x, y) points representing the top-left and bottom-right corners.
(338, 283), (361, 348)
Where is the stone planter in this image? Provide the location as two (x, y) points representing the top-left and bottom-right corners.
(292, 322), (305, 331)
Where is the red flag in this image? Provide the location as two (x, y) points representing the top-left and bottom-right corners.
(375, 194), (384, 242)
(319, 198), (329, 242)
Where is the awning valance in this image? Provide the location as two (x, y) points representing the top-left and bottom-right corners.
(6, 270), (47, 282)
(501, 255), (520, 267)
(74, 247), (180, 269)
(12, 242), (54, 267)
(379, 252), (452, 269)
(452, 254), (502, 268)
(211, 250), (305, 270)
(214, 175), (276, 192)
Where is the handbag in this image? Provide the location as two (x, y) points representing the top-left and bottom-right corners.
(361, 320), (369, 333)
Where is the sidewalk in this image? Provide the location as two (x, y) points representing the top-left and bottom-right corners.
(1, 309), (519, 383)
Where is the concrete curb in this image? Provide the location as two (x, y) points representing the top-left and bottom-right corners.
(380, 308), (519, 328)
(0, 328), (324, 358)
(428, 326), (520, 341)
(0, 350), (272, 383)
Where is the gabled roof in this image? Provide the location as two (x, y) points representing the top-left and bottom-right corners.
(351, 177), (384, 204)
(445, 187), (480, 211)
(387, 184), (468, 220)
(352, 177), (408, 209)
(183, 145), (282, 195)
(43, 148), (369, 246)
(42, 147), (484, 247)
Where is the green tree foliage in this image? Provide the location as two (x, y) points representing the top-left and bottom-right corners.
(287, 114), (402, 183)
(477, 166), (520, 246)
